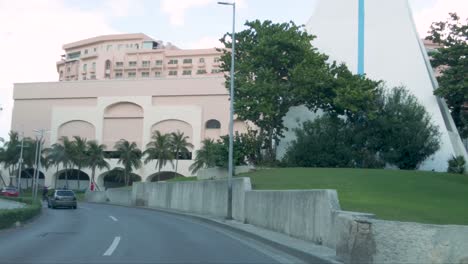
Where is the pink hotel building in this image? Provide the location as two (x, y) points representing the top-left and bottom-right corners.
(7, 33), (248, 188)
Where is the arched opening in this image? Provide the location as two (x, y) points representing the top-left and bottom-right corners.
(103, 102), (144, 150)
(205, 119), (222, 140)
(146, 171), (184, 182)
(58, 120), (95, 141)
(19, 168), (45, 190)
(100, 168), (142, 189)
(55, 169), (90, 190)
(206, 119), (221, 129)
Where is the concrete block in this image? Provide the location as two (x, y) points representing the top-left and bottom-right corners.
(106, 188), (132, 206)
(84, 190), (108, 203)
(244, 190), (341, 249)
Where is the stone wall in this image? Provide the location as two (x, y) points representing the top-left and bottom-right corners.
(105, 188), (132, 206)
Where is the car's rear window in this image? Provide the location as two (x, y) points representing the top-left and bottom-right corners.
(57, 191), (74, 196)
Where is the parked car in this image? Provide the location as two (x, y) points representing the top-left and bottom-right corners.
(48, 189), (77, 209)
(0, 187), (19, 197)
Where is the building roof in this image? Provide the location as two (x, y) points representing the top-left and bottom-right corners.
(63, 33), (155, 50)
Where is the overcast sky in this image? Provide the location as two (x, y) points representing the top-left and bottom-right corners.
(0, 0), (467, 140)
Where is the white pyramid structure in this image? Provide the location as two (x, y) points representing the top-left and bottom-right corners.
(278, 0), (467, 171)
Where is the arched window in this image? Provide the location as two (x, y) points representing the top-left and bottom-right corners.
(205, 119), (221, 129)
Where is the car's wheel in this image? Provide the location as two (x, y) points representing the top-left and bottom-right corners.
(73, 205), (77, 210)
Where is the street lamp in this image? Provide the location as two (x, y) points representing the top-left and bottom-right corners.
(218, 1), (236, 220)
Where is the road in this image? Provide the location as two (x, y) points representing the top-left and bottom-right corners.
(0, 202), (297, 263)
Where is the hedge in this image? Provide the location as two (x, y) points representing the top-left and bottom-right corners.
(0, 197), (42, 229)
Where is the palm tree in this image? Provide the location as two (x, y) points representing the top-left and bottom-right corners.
(189, 139), (219, 174)
(114, 139), (142, 186)
(43, 142), (65, 189)
(60, 136), (74, 188)
(3, 131), (20, 186)
(144, 131), (174, 181)
(71, 136), (88, 190)
(170, 131), (193, 178)
(87, 140), (109, 190)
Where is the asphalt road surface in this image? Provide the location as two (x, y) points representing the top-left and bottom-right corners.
(0, 202), (299, 263)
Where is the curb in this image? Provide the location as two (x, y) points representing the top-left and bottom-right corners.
(84, 201), (342, 264)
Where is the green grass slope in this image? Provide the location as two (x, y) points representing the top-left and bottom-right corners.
(243, 168), (468, 225)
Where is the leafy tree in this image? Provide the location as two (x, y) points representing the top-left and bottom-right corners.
(219, 20), (381, 161)
(219, 20), (331, 160)
(71, 136), (88, 190)
(86, 140), (109, 190)
(426, 13), (468, 137)
(170, 131), (193, 178)
(372, 87), (441, 169)
(114, 139), (142, 186)
(144, 131), (174, 181)
(189, 139), (219, 174)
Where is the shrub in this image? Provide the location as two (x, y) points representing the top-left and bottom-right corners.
(0, 198), (42, 229)
(447, 155), (466, 174)
(375, 87), (441, 169)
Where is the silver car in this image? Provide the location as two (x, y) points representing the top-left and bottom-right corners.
(48, 190), (77, 209)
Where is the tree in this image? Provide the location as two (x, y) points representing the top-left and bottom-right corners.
(170, 131), (193, 178)
(2, 131), (21, 186)
(144, 131), (174, 181)
(114, 139), (142, 186)
(44, 142), (66, 189)
(60, 136), (74, 188)
(86, 140), (109, 190)
(71, 136), (89, 190)
(373, 87), (441, 169)
(426, 13), (468, 137)
(219, 20), (380, 161)
(189, 139), (219, 174)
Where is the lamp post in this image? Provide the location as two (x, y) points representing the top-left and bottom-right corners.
(218, 1), (236, 220)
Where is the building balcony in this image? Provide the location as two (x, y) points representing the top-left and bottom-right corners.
(167, 64), (179, 69)
(80, 54), (98, 60)
(151, 65), (163, 70)
(138, 65), (151, 70)
(81, 71), (87, 75)
(198, 63), (206, 68)
(182, 63), (193, 68)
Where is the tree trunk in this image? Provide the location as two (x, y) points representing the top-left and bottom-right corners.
(124, 169), (128, 186)
(64, 165), (69, 188)
(174, 151), (179, 179)
(55, 166), (59, 189)
(76, 166), (81, 190)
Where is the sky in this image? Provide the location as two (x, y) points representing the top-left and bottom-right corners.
(0, 0), (467, 140)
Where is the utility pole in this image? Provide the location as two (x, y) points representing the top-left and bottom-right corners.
(17, 131), (24, 195)
(218, 1), (236, 220)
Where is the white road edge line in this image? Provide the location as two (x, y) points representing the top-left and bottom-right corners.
(109, 216), (118, 222)
(103, 236), (121, 256)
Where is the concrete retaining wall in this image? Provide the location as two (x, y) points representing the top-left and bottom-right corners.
(84, 190), (108, 203)
(105, 188), (132, 206)
(244, 190), (341, 248)
(85, 177), (468, 264)
(145, 178), (251, 220)
(335, 216), (468, 264)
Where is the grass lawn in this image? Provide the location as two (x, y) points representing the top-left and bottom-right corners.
(241, 168), (468, 225)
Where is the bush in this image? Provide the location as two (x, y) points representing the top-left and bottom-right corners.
(0, 197), (42, 229)
(283, 87), (441, 170)
(447, 156), (466, 174)
(375, 87), (441, 169)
